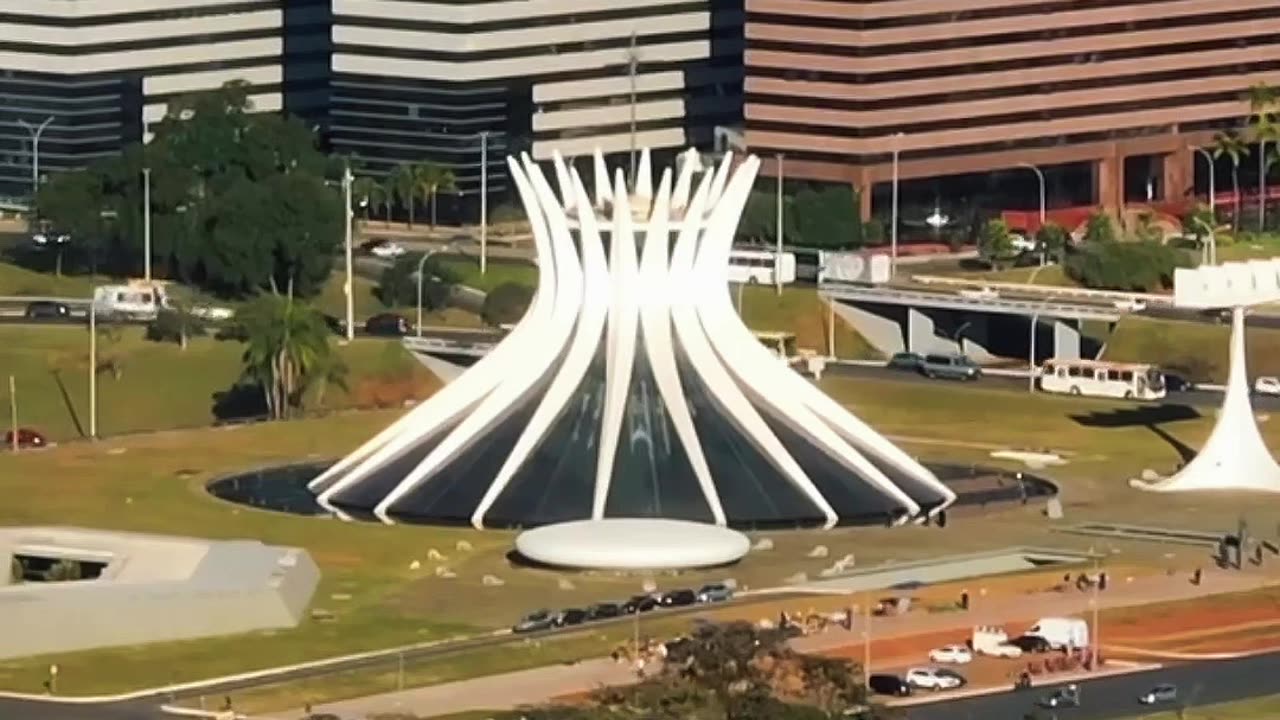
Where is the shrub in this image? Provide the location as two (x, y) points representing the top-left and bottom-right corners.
(146, 308), (207, 348)
(978, 218), (1018, 269)
(1083, 211), (1118, 244)
(378, 253), (453, 309)
(482, 282), (534, 326)
(1035, 222), (1070, 262)
(1064, 240), (1189, 292)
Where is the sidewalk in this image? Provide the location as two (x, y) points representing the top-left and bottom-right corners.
(283, 567), (1273, 720)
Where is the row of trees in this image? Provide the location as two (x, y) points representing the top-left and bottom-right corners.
(1207, 82), (1280, 234)
(353, 162), (457, 229)
(737, 185), (883, 250)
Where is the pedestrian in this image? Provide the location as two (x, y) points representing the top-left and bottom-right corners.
(1098, 571), (1108, 591)
(1192, 567), (1203, 586)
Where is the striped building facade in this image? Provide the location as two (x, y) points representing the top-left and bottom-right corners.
(329, 0), (743, 202)
(744, 0), (1280, 218)
(0, 0), (328, 200)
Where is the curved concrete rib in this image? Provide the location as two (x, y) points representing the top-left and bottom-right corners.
(372, 156), (581, 523)
(470, 163), (609, 528)
(592, 149), (610, 208)
(311, 154), (561, 513)
(668, 170), (835, 524)
(692, 157), (919, 522)
(592, 169), (643, 520)
(637, 170), (727, 526)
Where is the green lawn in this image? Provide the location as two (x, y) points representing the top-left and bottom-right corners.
(436, 254), (538, 293)
(740, 285), (881, 360)
(0, 325), (440, 442)
(0, 261), (105, 298)
(1116, 693), (1280, 719)
(1101, 316), (1280, 383)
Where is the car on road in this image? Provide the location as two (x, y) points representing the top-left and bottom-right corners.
(512, 609), (556, 634)
(1007, 635), (1053, 654)
(1038, 685), (1081, 709)
(24, 300), (70, 319)
(367, 239), (407, 259)
(933, 668), (967, 688)
(1255, 376), (1280, 396)
(1113, 298), (1147, 312)
(886, 352), (923, 371)
(659, 588), (697, 607)
(1138, 683), (1178, 705)
(553, 608), (588, 627)
(959, 286), (999, 301)
(927, 645), (973, 664)
(1162, 373), (1193, 393)
(364, 313), (410, 337)
(4, 427), (47, 450)
(696, 583), (734, 603)
(586, 602), (621, 621)
(31, 231), (70, 247)
(622, 594), (659, 614)
(867, 673), (912, 697)
(920, 353), (982, 381)
(905, 667), (963, 691)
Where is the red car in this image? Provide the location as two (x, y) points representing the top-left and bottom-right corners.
(4, 428), (47, 450)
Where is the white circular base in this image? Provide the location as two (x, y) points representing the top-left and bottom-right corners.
(515, 518), (750, 570)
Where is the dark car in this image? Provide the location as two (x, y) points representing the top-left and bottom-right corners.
(4, 428), (47, 450)
(1162, 373), (1192, 393)
(586, 602), (621, 621)
(358, 238), (389, 254)
(867, 673), (912, 697)
(512, 609), (556, 634)
(1008, 635), (1053, 654)
(553, 608), (588, 627)
(1138, 683), (1177, 705)
(659, 589), (697, 607)
(24, 301), (70, 320)
(622, 594), (659, 614)
(886, 352), (923, 371)
(364, 313), (409, 337)
(1038, 685), (1081, 709)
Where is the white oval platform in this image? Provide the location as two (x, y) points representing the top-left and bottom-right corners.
(514, 518), (750, 570)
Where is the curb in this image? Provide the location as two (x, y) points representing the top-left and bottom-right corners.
(884, 661), (1162, 707)
(1104, 644), (1272, 661)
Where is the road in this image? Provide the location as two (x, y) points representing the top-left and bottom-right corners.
(906, 651), (1280, 720)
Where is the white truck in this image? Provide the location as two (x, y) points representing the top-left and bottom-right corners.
(971, 625), (1024, 658)
(1024, 617), (1090, 650)
(92, 281), (167, 321)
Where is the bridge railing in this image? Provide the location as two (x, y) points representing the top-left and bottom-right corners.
(908, 275), (1176, 306)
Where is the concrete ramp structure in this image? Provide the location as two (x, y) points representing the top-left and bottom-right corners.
(0, 526), (319, 659)
(1134, 260), (1280, 494)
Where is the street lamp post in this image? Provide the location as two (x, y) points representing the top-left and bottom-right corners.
(1260, 138), (1268, 233)
(1194, 147), (1217, 265)
(1017, 162), (1047, 265)
(416, 246), (448, 337)
(17, 116), (54, 201)
(479, 130), (489, 276)
(890, 132), (904, 278)
(1028, 299), (1053, 393)
(626, 32), (640, 183)
(342, 165), (355, 342)
(775, 153), (784, 296)
(142, 168), (152, 281)
(88, 293), (97, 440)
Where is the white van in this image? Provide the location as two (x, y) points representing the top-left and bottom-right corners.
(1025, 617), (1089, 650)
(92, 281), (167, 321)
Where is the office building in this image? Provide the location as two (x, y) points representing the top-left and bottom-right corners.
(744, 0), (1280, 218)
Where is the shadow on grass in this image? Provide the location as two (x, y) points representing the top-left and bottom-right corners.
(49, 369), (85, 438)
(1069, 404), (1201, 464)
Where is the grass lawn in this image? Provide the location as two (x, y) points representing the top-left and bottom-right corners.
(436, 254), (537, 293)
(740, 285), (881, 360)
(4, 370), (1279, 696)
(1101, 316), (1280, 383)
(0, 325), (441, 442)
(1115, 693), (1280, 719)
(948, 263), (1080, 287)
(313, 271), (485, 330)
(0, 261), (106, 298)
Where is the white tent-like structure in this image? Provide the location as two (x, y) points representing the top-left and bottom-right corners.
(1134, 260), (1280, 493)
(308, 148), (957, 529)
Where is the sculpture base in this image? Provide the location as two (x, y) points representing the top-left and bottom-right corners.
(514, 519), (750, 570)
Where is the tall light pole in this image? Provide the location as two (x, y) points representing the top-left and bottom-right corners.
(479, 131), (489, 276)
(1017, 162), (1047, 265)
(1194, 147), (1218, 264)
(1260, 138), (1268, 233)
(342, 165), (355, 342)
(890, 132), (904, 278)
(775, 153), (784, 296)
(416, 246), (446, 337)
(88, 293), (97, 440)
(626, 32), (640, 183)
(142, 168), (152, 281)
(17, 116), (54, 202)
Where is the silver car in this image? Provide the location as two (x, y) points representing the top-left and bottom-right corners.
(1138, 683), (1177, 705)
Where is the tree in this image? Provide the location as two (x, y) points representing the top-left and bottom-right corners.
(35, 171), (104, 276)
(1035, 221), (1069, 263)
(235, 293), (335, 420)
(1249, 82), (1280, 232)
(977, 218), (1017, 269)
(482, 282), (534, 326)
(352, 176), (380, 220)
(1212, 129), (1250, 234)
(417, 163), (457, 228)
(146, 300), (207, 351)
(393, 164), (418, 228)
(793, 185), (863, 249)
(1083, 211), (1118, 244)
(1065, 241), (1189, 292)
(377, 252), (456, 309)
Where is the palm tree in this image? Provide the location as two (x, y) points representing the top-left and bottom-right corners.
(1212, 130), (1250, 234)
(392, 164), (418, 228)
(1249, 82), (1279, 231)
(376, 177), (394, 225)
(416, 163), (457, 228)
(351, 176), (378, 221)
(236, 292), (334, 420)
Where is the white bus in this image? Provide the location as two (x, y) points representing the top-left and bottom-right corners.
(728, 249), (797, 285)
(788, 247), (826, 284)
(1038, 359), (1166, 401)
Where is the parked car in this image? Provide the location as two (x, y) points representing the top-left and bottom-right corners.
(4, 428), (47, 450)
(1163, 373), (1193, 393)
(553, 608), (588, 627)
(958, 286), (999, 301)
(920, 353), (982, 381)
(512, 609), (556, 634)
(696, 583), (734, 603)
(1038, 685), (1081, 709)
(905, 667), (962, 691)
(927, 645), (973, 664)
(886, 352), (923, 371)
(1113, 298), (1147, 312)
(622, 594), (659, 614)
(364, 313), (409, 337)
(586, 602), (621, 621)
(1138, 683), (1177, 705)
(24, 300), (70, 319)
(659, 589), (697, 607)
(933, 668), (968, 688)
(368, 239), (407, 259)
(1255, 376), (1280, 396)
(867, 673), (912, 697)
(31, 231), (70, 247)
